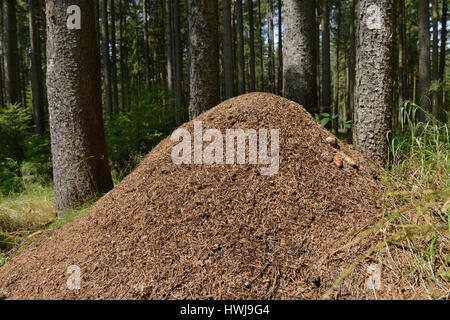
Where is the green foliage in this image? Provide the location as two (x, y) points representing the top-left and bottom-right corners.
(105, 87), (178, 174)
(0, 104), (52, 195)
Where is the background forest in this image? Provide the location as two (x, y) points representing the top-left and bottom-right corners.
(0, 0), (449, 293)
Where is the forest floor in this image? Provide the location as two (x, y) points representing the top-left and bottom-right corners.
(0, 93), (448, 300)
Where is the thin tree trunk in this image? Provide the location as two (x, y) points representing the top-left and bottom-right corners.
(398, 0), (408, 104)
(249, 0), (256, 92)
(268, 0), (275, 93)
(29, 0), (45, 135)
(236, 0), (245, 94)
(173, 0), (184, 124)
(440, 0), (447, 119)
(2, 0), (19, 105)
(257, 0), (264, 92)
(222, 0), (234, 98)
(144, 0), (152, 89)
(321, 0), (331, 116)
(45, 0), (113, 215)
(418, 0), (431, 121)
(333, 1), (341, 134)
(110, 0), (119, 114)
(187, 0), (220, 119)
(347, 0), (356, 136)
(278, 0), (283, 95)
(354, 0), (394, 162)
(100, 0), (113, 120)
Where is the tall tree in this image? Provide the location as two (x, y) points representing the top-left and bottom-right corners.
(321, 0), (331, 115)
(29, 0), (45, 135)
(249, 0), (256, 92)
(354, 0), (394, 162)
(2, 0), (19, 105)
(283, 0), (318, 113)
(100, 0), (113, 119)
(333, 0), (341, 133)
(165, 0), (174, 90)
(347, 0), (357, 134)
(440, 0), (447, 115)
(45, 0), (113, 215)
(257, 0), (264, 91)
(187, 0), (220, 119)
(236, 0), (245, 94)
(173, 0), (184, 123)
(268, 0), (275, 92)
(418, 0), (431, 121)
(277, 0), (283, 95)
(144, 0), (152, 89)
(222, 0), (234, 99)
(398, 0), (408, 104)
(110, 0), (119, 114)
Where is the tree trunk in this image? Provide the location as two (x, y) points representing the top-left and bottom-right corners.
(440, 0), (447, 119)
(110, 0), (119, 114)
(165, 0), (175, 91)
(398, 0), (408, 104)
(45, 0), (113, 215)
(277, 0), (283, 96)
(173, 0), (184, 124)
(187, 0), (220, 119)
(268, 0), (275, 93)
(222, 0), (233, 99)
(347, 0), (356, 135)
(236, 0), (245, 94)
(354, 0), (394, 162)
(283, 0), (318, 114)
(2, 0), (19, 105)
(333, 0), (341, 133)
(257, 0), (264, 92)
(100, 0), (112, 119)
(321, 0), (331, 115)
(29, 0), (45, 135)
(418, 0), (431, 121)
(249, 0), (256, 92)
(144, 0), (152, 89)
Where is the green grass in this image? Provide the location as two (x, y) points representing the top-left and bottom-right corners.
(324, 103), (449, 299)
(0, 184), (94, 268)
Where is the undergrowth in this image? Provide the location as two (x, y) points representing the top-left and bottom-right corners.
(324, 102), (449, 300)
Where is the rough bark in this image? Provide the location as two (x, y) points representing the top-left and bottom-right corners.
(2, 0), (19, 105)
(321, 0), (331, 115)
(236, 0), (245, 94)
(29, 0), (45, 135)
(222, 0), (233, 98)
(354, 0), (394, 162)
(45, 0), (113, 215)
(100, 0), (112, 119)
(283, 0), (318, 113)
(418, 0), (431, 121)
(187, 0), (220, 119)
